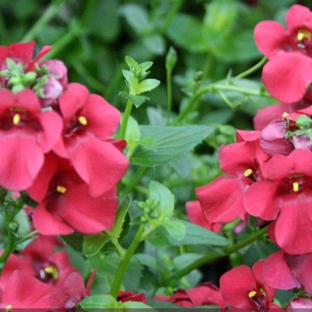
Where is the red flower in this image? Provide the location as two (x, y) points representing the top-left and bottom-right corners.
(0, 270), (52, 309)
(27, 153), (118, 235)
(0, 89), (62, 190)
(254, 5), (312, 103)
(154, 282), (226, 308)
(186, 200), (221, 232)
(263, 250), (312, 296)
(244, 148), (312, 254)
(0, 235), (90, 310)
(117, 291), (148, 305)
(220, 261), (280, 310)
(53, 83), (129, 197)
(196, 134), (268, 225)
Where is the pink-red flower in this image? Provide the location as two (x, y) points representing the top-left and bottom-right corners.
(53, 82), (129, 197)
(244, 148), (312, 254)
(154, 282), (226, 308)
(196, 132), (268, 225)
(263, 250), (312, 296)
(0, 235), (90, 310)
(0, 89), (62, 191)
(220, 261), (281, 310)
(27, 153), (118, 235)
(254, 5), (312, 103)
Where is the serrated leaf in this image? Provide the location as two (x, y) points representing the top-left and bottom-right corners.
(163, 220), (186, 241)
(79, 294), (119, 309)
(146, 218), (228, 247)
(137, 78), (160, 94)
(83, 233), (109, 257)
(131, 125), (214, 166)
(120, 4), (152, 35)
(166, 14), (208, 53)
(139, 136), (157, 151)
(61, 232), (84, 253)
(149, 181), (174, 216)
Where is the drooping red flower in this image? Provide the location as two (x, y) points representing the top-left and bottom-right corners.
(0, 89), (62, 191)
(154, 282), (226, 308)
(286, 298), (312, 310)
(220, 261), (281, 310)
(196, 133), (268, 225)
(0, 270), (52, 309)
(244, 148), (312, 254)
(254, 5), (312, 103)
(0, 235), (90, 310)
(263, 250), (312, 296)
(117, 291), (148, 305)
(53, 82), (129, 197)
(253, 88), (312, 130)
(186, 200), (221, 232)
(27, 153), (118, 235)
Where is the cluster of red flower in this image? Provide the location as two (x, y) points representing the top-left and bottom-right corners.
(169, 4), (312, 310)
(0, 42), (129, 309)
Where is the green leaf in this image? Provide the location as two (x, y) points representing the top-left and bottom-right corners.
(162, 220), (186, 241)
(166, 14), (208, 52)
(131, 125), (214, 167)
(120, 4), (152, 35)
(149, 181), (174, 217)
(137, 78), (160, 94)
(111, 195), (132, 238)
(61, 232), (84, 253)
(79, 294), (119, 309)
(83, 233), (109, 257)
(146, 219), (228, 247)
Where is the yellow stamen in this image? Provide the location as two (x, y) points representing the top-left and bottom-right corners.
(13, 113), (21, 125)
(56, 185), (67, 193)
(297, 29), (312, 41)
(44, 265), (59, 280)
(282, 112), (289, 118)
(293, 182), (300, 192)
(260, 287), (266, 297)
(5, 305), (12, 312)
(78, 116), (88, 126)
(248, 291), (257, 298)
(244, 169), (253, 177)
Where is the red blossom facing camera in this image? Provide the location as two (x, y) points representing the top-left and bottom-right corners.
(0, 89), (62, 191)
(254, 5), (312, 103)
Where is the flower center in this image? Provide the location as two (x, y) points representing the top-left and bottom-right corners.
(39, 265), (59, 284)
(56, 185), (67, 193)
(293, 181), (300, 192)
(5, 305), (12, 312)
(65, 114), (88, 137)
(297, 29), (312, 49)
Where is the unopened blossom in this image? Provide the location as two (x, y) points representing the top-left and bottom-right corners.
(254, 5), (312, 103)
(0, 89), (62, 190)
(53, 82), (129, 197)
(27, 153), (118, 235)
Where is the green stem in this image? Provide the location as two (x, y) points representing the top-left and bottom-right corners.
(110, 224), (144, 298)
(168, 226), (268, 282)
(173, 56), (268, 125)
(119, 99), (134, 140)
(0, 225), (15, 273)
(166, 67), (173, 124)
(20, 0), (67, 42)
(122, 166), (148, 194)
(159, 0), (185, 33)
(234, 56), (267, 80)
